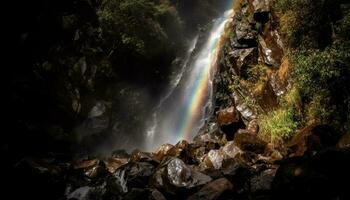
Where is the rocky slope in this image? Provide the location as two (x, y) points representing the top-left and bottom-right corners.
(9, 0), (350, 200)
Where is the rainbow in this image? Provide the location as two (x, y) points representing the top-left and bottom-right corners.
(173, 5), (234, 143)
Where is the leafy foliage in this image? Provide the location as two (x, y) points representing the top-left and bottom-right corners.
(259, 107), (299, 143)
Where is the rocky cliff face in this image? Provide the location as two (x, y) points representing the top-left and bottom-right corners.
(9, 1), (350, 200)
(214, 0), (285, 120)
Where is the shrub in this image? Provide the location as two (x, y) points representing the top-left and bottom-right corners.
(291, 43), (350, 125)
(259, 107), (299, 143)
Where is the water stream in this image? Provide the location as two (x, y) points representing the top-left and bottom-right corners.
(145, 9), (233, 151)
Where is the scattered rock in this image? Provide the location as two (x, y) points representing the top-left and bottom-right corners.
(221, 141), (243, 159)
(234, 129), (267, 154)
(337, 132), (350, 149)
(200, 150), (225, 170)
(188, 178), (233, 200)
(250, 168), (277, 193)
(153, 143), (175, 162)
(152, 157), (212, 195)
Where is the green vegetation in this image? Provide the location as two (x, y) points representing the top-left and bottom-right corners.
(291, 44), (350, 125)
(259, 87), (301, 143)
(260, 107), (299, 143)
(271, 0), (350, 130)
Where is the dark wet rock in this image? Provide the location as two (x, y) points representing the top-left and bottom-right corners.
(153, 144), (175, 162)
(258, 27), (284, 67)
(103, 158), (128, 174)
(152, 157), (212, 195)
(247, 119), (259, 134)
(150, 189), (167, 200)
(187, 178), (233, 200)
(231, 89), (257, 121)
(231, 15), (258, 48)
(124, 188), (149, 200)
(253, 79), (278, 112)
(189, 146), (208, 163)
(252, 0), (270, 23)
(221, 141), (243, 159)
(337, 132), (350, 149)
(167, 140), (193, 164)
(194, 123), (226, 146)
(234, 129), (267, 154)
(199, 150), (226, 170)
(114, 162), (155, 192)
(111, 149), (130, 159)
(130, 150), (159, 164)
(73, 159), (108, 179)
(272, 149), (350, 200)
(12, 158), (68, 200)
(65, 174), (123, 200)
(73, 101), (111, 144)
(269, 58), (290, 96)
(217, 107), (245, 140)
(229, 47), (258, 76)
(221, 158), (251, 190)
(250, 168), (277, 193)
(288, 124), (341, 157)
(217, 106), (240, 126)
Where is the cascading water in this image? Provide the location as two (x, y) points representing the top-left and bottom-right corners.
(145, 8), (234, 151)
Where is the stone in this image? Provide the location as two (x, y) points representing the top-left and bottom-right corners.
(217, 107), (239, 126)
(247, 119), (259, 134)
(253, 79), (278, 112)
(187, 178), (233, 200)
(229, 47), (258, 75)
(153, 143), (175, 162)
(152, 157), (212, 194)
(337, 132), (350, 149)
(252, 0), (271, 23)
(272, 149), (350, 200)
(217, 107), (245, 140)
(73, 159), (108, 179)
(221, 158), (251, 189)
(103, 158), (128, 173)
(234, 129), (267, 154)
(221, 141), (243, 159)
(114, 162), (155, 191)
(250, 168), (277, 193)
(130, 150), (158, 164)
(200, 150), (226, 170)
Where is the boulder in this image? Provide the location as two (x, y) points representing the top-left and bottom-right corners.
(217, 107), (245, 140)
(234, 129), (267, 154)
(272, 149), (350, 200)
(152, 157), (212, 195)
(194, 123), (226, 146)
(252, 0), (271, 23)
(114, 162), (155, 192)
(111, 149), (130, 159)
(337, 132), (350, 149)
(247, 119), (259, 134)
(73, 159), (108, 179)
(217, 107), (239, 126)
(153, 143), (175, 162)
(231, 16), (258, 48)
(253, 79), (278, 112)
(221, 158), (251, 190)
(229, 47), (258, 76)
(221, 141), (243, 159)
(258, 27), (284, 67)
(130, 150), (158, 164)
(187, 178), (233, 200)
(200, 150), (226, 170)
(250, 168), (277, 193)
(103, 158), (128, 173)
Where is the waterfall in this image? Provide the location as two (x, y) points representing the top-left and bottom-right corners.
(145, 9), (233, 151)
